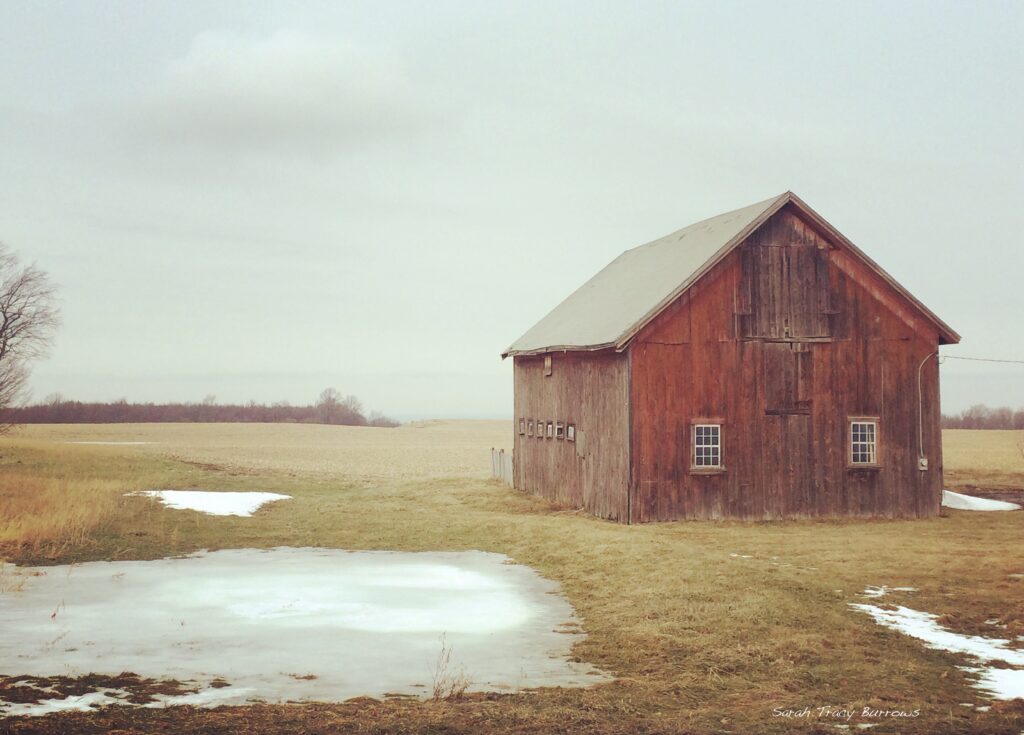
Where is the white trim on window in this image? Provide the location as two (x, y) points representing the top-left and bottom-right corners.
(849, 419), (878, 465)
(692, 423), (722, 469)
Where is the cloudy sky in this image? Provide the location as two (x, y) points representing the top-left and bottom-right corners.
(2, 1), (1021, 418)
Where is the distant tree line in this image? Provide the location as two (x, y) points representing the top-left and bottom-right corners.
(2, 388), (400, 427)
(942, 404), (1024, 430)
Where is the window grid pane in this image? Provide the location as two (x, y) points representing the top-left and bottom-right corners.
(850, 421), (877, 464)
(693, 424), (722, 468)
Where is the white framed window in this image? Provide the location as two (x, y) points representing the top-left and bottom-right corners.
(556, 421), (565, 440)
(546, 421), (554, 439)
(527, 420), (534, 437)
(518, 418), (525, 435)
(850, 419), (879, 465)
(536, 419), (544, 439)
(692, 424), (722, 469)
(566, 424), (576, 442)
(543, 356), (552, 377)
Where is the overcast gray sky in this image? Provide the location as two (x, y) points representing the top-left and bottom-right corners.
(2, 1), (1022, 418)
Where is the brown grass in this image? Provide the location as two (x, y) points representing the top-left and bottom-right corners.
(0, 439), (199, 562)
(0, 424), (1022, 734)
(0, 472), (126, 557)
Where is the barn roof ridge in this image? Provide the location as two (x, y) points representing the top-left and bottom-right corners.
(502, 192), (958, 358)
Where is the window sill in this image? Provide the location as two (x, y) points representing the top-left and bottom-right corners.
(846, 464), (883, 471)
(689, 467), (727, 476)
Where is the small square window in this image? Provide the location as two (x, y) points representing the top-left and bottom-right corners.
(546, 421), (554, 439)
(556, 422), (565, 440)
(527, 420), (534, 437)
(692, 424), (722, 469)
(518, 418), (525, 435)
(566, 424), (576, 442)
(850, 420), (878, 465)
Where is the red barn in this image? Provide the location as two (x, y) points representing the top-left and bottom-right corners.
(503, 192), (959, 522)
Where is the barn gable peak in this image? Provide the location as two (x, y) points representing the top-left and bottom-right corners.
(502, 192), (958, 358)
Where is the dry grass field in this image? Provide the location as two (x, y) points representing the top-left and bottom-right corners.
(13, 420), (514, 482)
(1, 423), (1022, 734)
(943, 429), (1024, 492)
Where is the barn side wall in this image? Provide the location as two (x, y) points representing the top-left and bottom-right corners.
(513, 351), (630, 520)
(629, 205), (944, 521)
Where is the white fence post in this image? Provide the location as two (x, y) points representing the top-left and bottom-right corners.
(491, 448), (513, 486)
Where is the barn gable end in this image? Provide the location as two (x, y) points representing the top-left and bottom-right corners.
(627, 203), (947, 520)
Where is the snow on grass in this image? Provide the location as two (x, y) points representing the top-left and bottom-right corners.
(0, 547), (605, 716)
(850, 603), (1024, 700)
(0, 690), (127, 716)
(0, 685), (258, 716)
(942, 490), (1021, 511)
(134, 490), (292, 516)
(859, 586), (917, 598)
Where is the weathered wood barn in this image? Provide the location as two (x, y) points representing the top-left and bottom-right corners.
(503, 192), (959, 522)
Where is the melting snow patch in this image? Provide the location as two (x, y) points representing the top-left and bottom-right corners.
(860, 586), (917, 598)
(0, 690), (128, 716)
(133, 490), (291, 516)
(942, 490), (1021, 512)
(850, 603), (1024, 700)
(0, 547), (606, 716)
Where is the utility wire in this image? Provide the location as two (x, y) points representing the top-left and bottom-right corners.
(941, 355), (1024, 365)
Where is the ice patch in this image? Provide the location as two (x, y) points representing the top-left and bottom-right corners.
(850, 603), (1024, 700)
(133, 490), (292, 516)
(942, 490), (1021, 512)
(0, 547), (606, 716)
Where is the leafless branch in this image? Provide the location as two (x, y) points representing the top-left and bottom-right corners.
(0, 243), (60, 432)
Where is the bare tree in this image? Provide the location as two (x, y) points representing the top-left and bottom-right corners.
(315, 388), (368, 425)
(0, 244), (60, 431)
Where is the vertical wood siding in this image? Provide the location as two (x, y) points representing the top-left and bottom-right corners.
(513, 351), (630, 520)
(628, 205), (944, 520)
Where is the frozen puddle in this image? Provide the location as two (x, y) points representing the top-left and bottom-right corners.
(134, 490), (292, 516)
(0, 547), (606, 716)
(942, 490), (1021, 511)
(850, 602), (1024, 700)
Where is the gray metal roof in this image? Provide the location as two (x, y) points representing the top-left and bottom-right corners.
(503, 191), (959, 357)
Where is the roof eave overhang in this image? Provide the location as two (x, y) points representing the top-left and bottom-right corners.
(502, 342), (618, 359)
